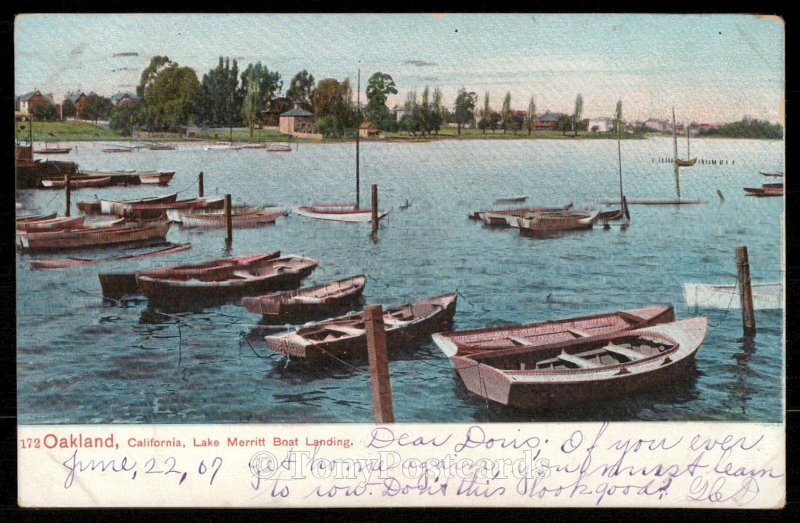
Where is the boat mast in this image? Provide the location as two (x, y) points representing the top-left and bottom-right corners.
(672, 107), (681, 199)
(355, 68), (361, 209)
(686, 125), (691, 158)
(617, 116), (624, 206)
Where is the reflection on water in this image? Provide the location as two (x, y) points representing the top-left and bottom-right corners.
(17, 138), (784, 423)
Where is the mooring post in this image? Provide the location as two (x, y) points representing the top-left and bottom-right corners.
(371, 184), (379, 234)
(736, 246), (756, 336)
(364, 304), (395, 423)
(224, 194), (233, 248)
(198, 172), (204, 198)
(64, 171), (71, 217)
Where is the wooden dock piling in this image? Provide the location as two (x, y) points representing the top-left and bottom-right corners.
(224, 194), (232, 248)
(64, 172), (71, 217)
(371, 184), (379, 234)
(365, 304), (395, 423)
(198, 172), (204, 198)
(736, 246), (756, 336)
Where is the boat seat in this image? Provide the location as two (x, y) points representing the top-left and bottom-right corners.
(325, 324), (364, 336)
(557, 352), (601, 369)
(508, 336), (534, 346)
(383, 318), (407, 327)
(567, 328), (592, 338)
(232, 270), (255, 279)
(604, 344), (644, 361)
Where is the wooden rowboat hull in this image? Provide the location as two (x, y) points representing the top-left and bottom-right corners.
(136, 258), (317, 307)
(451, 318), (706, 408)
(431, 305), (675, 358)
(35, 148), (72, 155)
(16, 215), (85, 232)
(675, 158), (697, 167)
(19, 222), (171, 251)
(179, 211), (281, 228)
(99, 251), (281, 298)
(242, 275), (367, 320)
(42, 176), (112, 189)
(138, 172), (175, 185)
(265, 293), (457, 359)
(296, 207), (390, 222)
(99, 193), (179, 214)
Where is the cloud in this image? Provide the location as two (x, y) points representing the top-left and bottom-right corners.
(403, 60), (437, 67)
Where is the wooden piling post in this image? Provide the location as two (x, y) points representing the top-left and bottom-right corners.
(371, 184), (379, 234)
(64, 172), (71, 217)
(736, 246), (756, 336)
(198, 172), (204, 198)
(224, 194), (232, 248)
(365, 304), (395, 423)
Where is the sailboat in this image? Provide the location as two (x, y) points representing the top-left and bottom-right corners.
(296, 69), (390, 223)
(675, 124), (697, 167)
(596, 119), (630, 222)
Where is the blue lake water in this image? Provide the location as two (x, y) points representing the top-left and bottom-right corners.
(16, 136), (784, 424)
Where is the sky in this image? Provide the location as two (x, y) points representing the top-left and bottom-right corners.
(15, 13), (784, 124)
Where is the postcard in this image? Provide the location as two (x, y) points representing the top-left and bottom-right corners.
(15, 13), (785, 508)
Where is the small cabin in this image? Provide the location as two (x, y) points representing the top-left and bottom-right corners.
(358, 121), (380, 139)
(279, 106), (315, 134)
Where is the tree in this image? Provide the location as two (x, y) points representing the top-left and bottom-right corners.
(31, 99), (59, 121)
(286, 70), (315, 111)
(453, 89), (477, 135)
(614, 100), (623, 133)
(431, 87), (443, 135)
(573, 94), (584, 136)
(242, 74), (261, 138)
(109, 101), (145, 135)
(142, 63), (201, 132)
(62, 99), (76, 119)
(481, 92), (491, 134)
(501, 92), (513, 134)
(137, 56), (172, 97)
(82, 93), (113, 123)
(311, 78), (355, 137)
(194, 57), (241, 127)
(525, 96), (536, 135)
(238, 62), (282, 131)
(365, 72), (398, 131)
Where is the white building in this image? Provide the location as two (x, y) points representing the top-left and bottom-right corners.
(587, 117), (615, 133)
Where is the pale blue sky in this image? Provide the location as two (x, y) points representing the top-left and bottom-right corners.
(15, 14), (784, 123)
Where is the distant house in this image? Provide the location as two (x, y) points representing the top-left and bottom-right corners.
(17, 91), (46, 115)
(588, 117), (615, 133)
(358, 121), (380, 139)
(65, 91), (88, 118)
(278, 105), (315, 134)
(110, 92), (140, 106)
(644, 118), (669, 133)
(534, 111), (564, 130)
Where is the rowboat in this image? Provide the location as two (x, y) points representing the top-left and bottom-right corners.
(103, 147), (134, 153)
(242, 275), (367, 320)
(98, 251), (280, 298)
(683, 282), (782, 310)
(266, 144), (292, 152)
(18, 217), (126, 240)
(242, 143), (268, 149)
(80, 169), (172, 186)
(166, 205), (286, 222)
(35, 147), (72, 155)
(494, 196), (528, 205)
(117, 197), (224, 219)
(30, 242), (192, 270)
(135, 255), (319, 306)
(517, 210), (599, 234)
(264, 293), (458, 359)
(296, 206), (390, 223)
(138, 171), (175, 185)
(18, 221), (171, 251)
(674, 158), (697, 167)
(41, 176), (112, 189)
(450, 317), (707, 409)
(203, 143), (242, 151)
(760, 170), (784, 178)
(744, 183), (783, 197)
(469, 203), (573, 223)
(146, 143), (177, 151)
(16, 215), (85, 232)
(97, 193), (179, 215)
(180, 209), (284, 228)
(16, 213), (57, 224)
(431, 305), (675, 358)
(595, 209), (624, 221)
